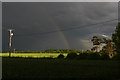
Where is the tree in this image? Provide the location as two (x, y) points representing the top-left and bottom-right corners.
(100, 52), (110, 60)
(101, 39), (114, 58)
(66, 52), (78, 59)
(91, 36), (107, 52)
(112, 23), (120, 59)
(112, 23), (120, 53)
(91, 36), (101, 52)
(91, 35), (115, 58)
(57, 54), (64, 59)
(91, 36), (101, 45)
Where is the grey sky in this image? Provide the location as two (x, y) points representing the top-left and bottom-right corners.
(0, 1), (2, 80)
(2, 2), (118, 51)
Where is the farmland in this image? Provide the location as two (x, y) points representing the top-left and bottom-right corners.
(1, 53), (68, 58)
(2, 57), (120, 80)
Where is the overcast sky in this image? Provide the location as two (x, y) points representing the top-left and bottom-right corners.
(2, 2), (118, 51)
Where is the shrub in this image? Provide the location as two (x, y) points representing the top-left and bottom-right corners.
(87, 52), (101, 60)
(111, 53), (120, 60)
(77, 53), (88, 60)
(77, 52), (101, 60)
(100, 53), (110, 60)
(66, 52), (78, 59)
(57, 54), (64, 59)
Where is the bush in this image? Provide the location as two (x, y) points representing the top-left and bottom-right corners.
(100, 53), (110, 60)
(66, 52), (78, 59)
(77, 52), (100, 60)
(87, 52), (101, 60)
(111, 53), (120, 60)
(66, 51), (110, 60)
(57, 54), (64, 59)
(77, 53), (88, 60)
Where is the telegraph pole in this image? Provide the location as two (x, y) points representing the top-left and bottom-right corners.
(8, 29), (14, 57)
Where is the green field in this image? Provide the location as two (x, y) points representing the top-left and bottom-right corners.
(2, 57), (120, 80)
(0, 53), (68, 58)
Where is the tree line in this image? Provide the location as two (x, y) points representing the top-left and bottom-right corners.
(57, 22), (120, 60)
(57, 51), (110, 60)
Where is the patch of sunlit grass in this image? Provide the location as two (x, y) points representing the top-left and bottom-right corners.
(0, 53), (68, 58)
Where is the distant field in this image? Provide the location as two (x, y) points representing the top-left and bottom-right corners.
(2, 58), (120, 80)
(0, 53), (68, 58)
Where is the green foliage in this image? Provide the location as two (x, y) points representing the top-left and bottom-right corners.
(14, 51), (42, 53)
(100, 53), (110, 60)
(57, 54), (64, 59)
(9, 49), (82, 53)
(91, 36), (101, 45)
(2, 51), (110, 60)
(43, 49), (82, 53)
(77, 53), (88, 60)
(66, 51), (109, 60)
(66, 52), (78, 59)
(111, 53), (120, 60)
(112, 23), (120, 60)
(77, 52), (101, 60)
(112, 22), (120, 54)
(87, 52), (101, 60)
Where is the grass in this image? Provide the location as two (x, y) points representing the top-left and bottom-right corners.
(1, 53), (68, 58)
(2, 57), (120, 80)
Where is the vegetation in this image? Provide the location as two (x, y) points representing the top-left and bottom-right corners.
(65, 51), (111, 60)
(2, 58), (120, 80)
(1, 51), (111, 60)
(1, 50), (113, 60)
(57, 54), (64, 59)
(112, 22), (120, 59)
(66, 52), (78, 59)
(1, 53), (68, 58)
(2, 49), (82, 53)
(91, 35), (114, 58)
(42, 49), (81, 53)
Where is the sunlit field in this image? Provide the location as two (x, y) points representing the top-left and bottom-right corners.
(2, 58), (120, 80)
(1, 53), (68, 58)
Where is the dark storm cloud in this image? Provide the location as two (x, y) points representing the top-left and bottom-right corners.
(0, 1), (2, 79)
(0, 1), (2, 53)
(2, 2), (118, 51)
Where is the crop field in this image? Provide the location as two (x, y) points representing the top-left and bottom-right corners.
(0, 53), (68, 58)
(2, 57), (120, 80)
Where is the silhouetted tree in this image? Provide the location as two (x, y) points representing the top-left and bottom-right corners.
(66, 52), (78, 59)
(112, 23), (120, 53)
(57, 54), (64, 59)
(100, 52), (110, 60)
(112, 22), (120, 59)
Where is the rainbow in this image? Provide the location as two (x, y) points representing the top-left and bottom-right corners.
(45, 12), (71, 49)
